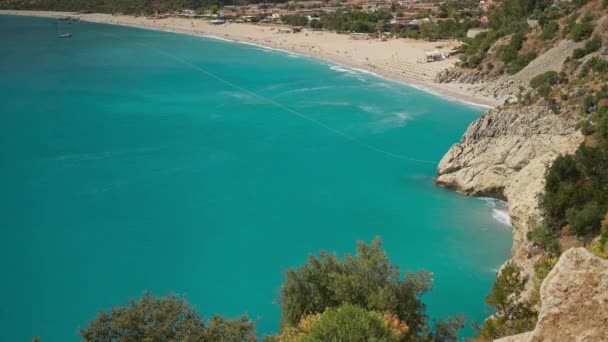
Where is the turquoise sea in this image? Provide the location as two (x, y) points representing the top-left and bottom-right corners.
(0, 15), (512, 341)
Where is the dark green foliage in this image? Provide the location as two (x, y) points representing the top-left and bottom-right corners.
(572, 48), (587, 59)
(279, 238), (463, 340)
(580, 57), (608, 78)
(487, 0), (551, 35)
(300, 304), (401, 342)
(418, 20), (468, 40)
(280, 238), (431, 334)
(572, 36), (603, 59)
(309, 19), (322, 30)
(474, 263), (537, 340)
(601, 223), (608, 245)
(493, 32), (537, 74)
(530, 256), (558, 305)
(571, 22), (594, 42)
(318, 11), (392, 33)
(425, 315), (467, 342)
(540, 21), (559, 41)
(80, 292), (257, 342)
(460, 31), (501, 68)
(565, 201), (604, 236)
(578, 119), (596, 135)
(400, 28), (420, 39)
(527, 224), (561, 256)
(542, 115), (608, 238)
(543, 155), (582, 229)
(508, 52), (536, 74)
(281, 15), (308, 27)
(584, 36), (603, 53)
(529, 71), (563, 98)
(599, 106), (608, 138)
(497, 33), (524, 63)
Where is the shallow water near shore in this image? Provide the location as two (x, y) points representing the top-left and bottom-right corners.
(0, 15), (511, 341)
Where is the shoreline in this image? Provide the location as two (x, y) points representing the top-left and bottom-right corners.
(0, 10), (499, 108)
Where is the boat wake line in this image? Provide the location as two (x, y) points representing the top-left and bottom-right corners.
(104, 30), (437, 165)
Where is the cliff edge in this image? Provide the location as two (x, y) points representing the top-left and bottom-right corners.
(495, 248), (608, 342)
(435, 103), (583, 288)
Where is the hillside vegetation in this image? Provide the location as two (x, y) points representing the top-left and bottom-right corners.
(452, 0), (608, 340)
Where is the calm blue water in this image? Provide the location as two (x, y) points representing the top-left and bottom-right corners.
(0, 15), (512, 341)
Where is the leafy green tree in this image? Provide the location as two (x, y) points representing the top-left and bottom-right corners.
(80, 292), (257, 342)
(309, 19), (323, 30)
(281, 15), (308, 27)
(474, 263), (536, 340)
(280, 238), (464, 340)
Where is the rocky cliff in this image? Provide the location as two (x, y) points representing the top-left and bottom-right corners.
(494, 248), (608, 342)
(435, 102), (583, 289)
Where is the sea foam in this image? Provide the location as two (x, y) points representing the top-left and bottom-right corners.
(480, 197), (512, 227)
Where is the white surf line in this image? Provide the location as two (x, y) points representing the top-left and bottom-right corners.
(5, 11), (496, 108)
(100, 29), (437, 164)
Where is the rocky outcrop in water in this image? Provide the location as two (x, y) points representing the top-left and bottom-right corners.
(435, 103), (583, 287)
(494, 248), (608, 342)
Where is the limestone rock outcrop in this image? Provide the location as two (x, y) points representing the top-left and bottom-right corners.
(435, 103), (583, 285)
(495, 248), (608, 342)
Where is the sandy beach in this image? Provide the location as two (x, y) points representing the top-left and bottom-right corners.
(0, 10), (499, 107)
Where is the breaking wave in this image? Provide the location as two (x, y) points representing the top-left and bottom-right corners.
(480, 197), (512, 227)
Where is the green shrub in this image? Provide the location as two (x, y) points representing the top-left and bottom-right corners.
(572, 36), (603, 59)
(542, 155), (582, 229)
(540, 21), (559, 40)
(571, 22), (594, 42)
(527, 224), (561, 256)
(301, 304), (401, 342)
(530, 256), (558, 305)
(577, 120), (596, 135)
(475, 263), (537, 340)
(80, 292), (258, 342)
(580, 57), (608, 78)
(530, 71), (560, 88)
(565, 201), (604, 236)
(583, 94), (596, 114)
(563, 14), (578, 37)
(280, 239), (432, 335)
(598, 106), (608, 139)
(497, 33), (524, 63)
(601, 223), (608, 245)
(279, 239), (465, 341)
(585, 36), (603, 53)
(465, 54), (482, 68)
(572, 48), (587, 59)
(508, 52), (536, 74)
(530, 71), (561, 98)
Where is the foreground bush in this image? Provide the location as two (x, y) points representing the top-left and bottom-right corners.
(474, 263), (536, 341)
(80, 292), (257, 342)
(279, 238), (464, 341)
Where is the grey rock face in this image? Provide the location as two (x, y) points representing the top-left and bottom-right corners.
(435, 103), (583, 287)
(495, 248), (608, 342)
